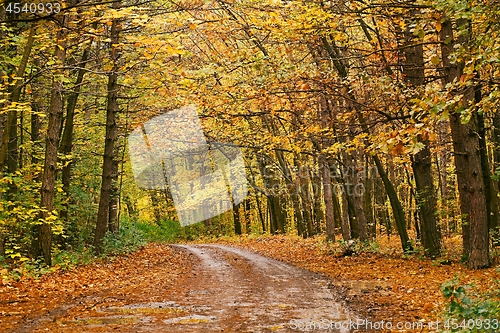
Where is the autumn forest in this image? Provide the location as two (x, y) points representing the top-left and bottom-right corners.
(1, 0), (500, 282)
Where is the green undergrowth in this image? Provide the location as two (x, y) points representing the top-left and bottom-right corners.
(102, 217), (184, 254)
(1, 218), (184, 282)
(440, 275), (500, 332)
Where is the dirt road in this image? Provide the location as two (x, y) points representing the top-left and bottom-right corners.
(7, 244), (354, 332)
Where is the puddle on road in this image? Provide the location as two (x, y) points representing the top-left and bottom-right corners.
(163, 314), (216, 324)
(188, 289), (212, 295)
(62, 314), (140, 326)
(60, 301), (188, 327)
(110, 301), (186, 315)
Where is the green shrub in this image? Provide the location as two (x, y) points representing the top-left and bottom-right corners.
(101, 218), (147, 255)
(53, 245), (94, 269)
(1, 217), (184, 282)
(336, 238), (381, 256)
(135, 219), (183, 243)
(101, 217), (184, 255)
(440, 276), (500, 332)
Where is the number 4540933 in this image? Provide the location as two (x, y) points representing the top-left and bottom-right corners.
(5, 2), (61, 15)
(443, 318), (499, 330)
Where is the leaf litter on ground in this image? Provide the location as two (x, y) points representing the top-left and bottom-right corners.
(1, 235), (499, 333)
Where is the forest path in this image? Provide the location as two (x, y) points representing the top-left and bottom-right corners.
(5, 244), (354, 333)
(167, 244), (353, 332)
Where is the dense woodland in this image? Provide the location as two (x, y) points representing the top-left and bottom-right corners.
(0, 0), (499, 270)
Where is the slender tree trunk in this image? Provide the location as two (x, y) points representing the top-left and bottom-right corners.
(300, 169), (314, 237)
(284, 154), (304, 236)
(108, 155), (120, 233)
(256, 194), (266, 233)
(233, 202), (242, 235)
(150, 191), (161, 222)
(363, 156), (375, 237)
(6, 109), (18, 195)
(493, 113), (500, 242)
(311, 165), (324, 235)
(373, 176), (389, 236)
(59, 47), (90, 227)
(412, 140), (441, 257)
(292, 157), (307, 237)
(0, 27), (34, 172)
(402, 13), (441, 257)
(32, 19), (68, 265)
(373, 155), (412, 251)
(331, 185), (342, 230)
(94, 15), (121, 253)
(321, 156), (335, 242)
(436, 122), (451, 234)
(340, 190), (351, 240)
(350, 152), (369, 241)
(249, 162), (266, 232)
(337, 160), (360, 239)
(244, 199), (251, 234)
(30, 101), (42, 181)
(123, 195), (137, 219)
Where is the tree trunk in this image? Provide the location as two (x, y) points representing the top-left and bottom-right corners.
(476, 87), (499, 240)
(350, 152), (369, 241)
(6, 109), (18, 196)
(244, 199), (251, 234)
(299, 169), (314, 237)
(331, 185), (342, 232)
(436, 121), (451, 234)
(233, 202), (242, 235)
(440, 19), (489, 268)
(321, 157), (335, 242)
(493, 113), (500, 242)
(31, 19), (68, 265)
(402, 13), (441, 257)
(363, 156), (375, 237)
(30, 102), (42, 182)
(59, 47), (90, 227)
(373, 154), (412, 251)
(292, 157), (307, 237)
(248, 162), (266, 232)
(150, 191), (162, 222)
(374, 176), (390, 237)
(311, 164), (324, 235)
(412, 140), (441, 257)
(94, 16), (121, 253)
(124, 195), (138, 219)
(0, 27), (34, 172)
(108, 155), (120, 233)
(340, 190), (351, 240)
